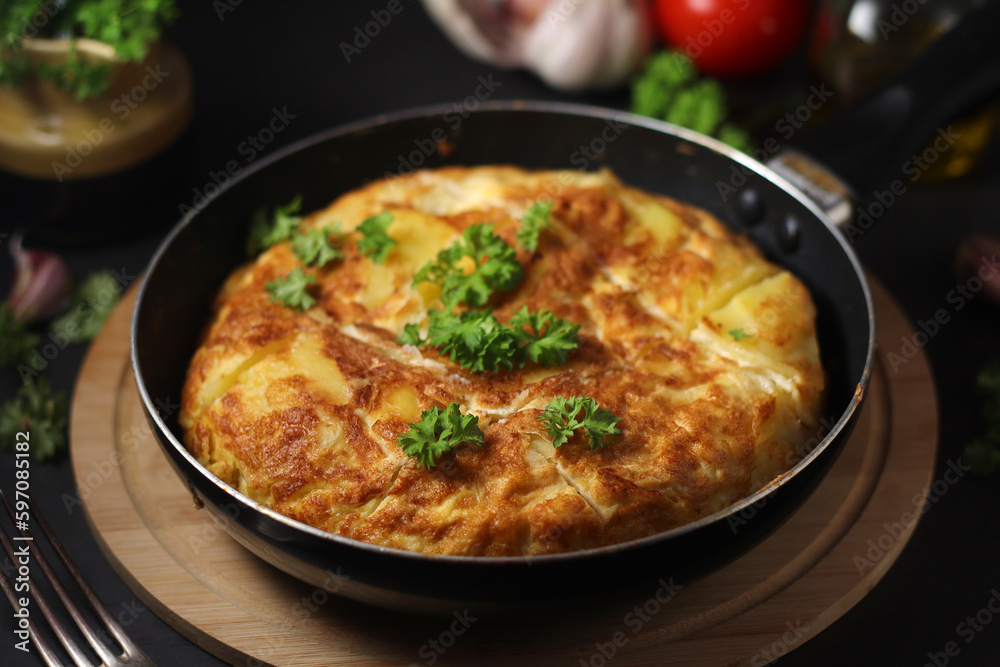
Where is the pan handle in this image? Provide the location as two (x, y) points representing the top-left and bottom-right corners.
(781, 0), (1000, 209)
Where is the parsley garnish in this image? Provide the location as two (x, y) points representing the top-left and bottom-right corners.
(266, 267), (317, 311)
(517, 201), (554, 253)
(399, 307), (579, 372)
(50, 271), (122, 343)
(291, 225), (343, 268)
(540, 396), (621, 450)
(728, 328), (753, 341)
(356, 211), (397, 264)
(508, 307), (580, 367)
(963, 359), (1000, 475)
(413, 223), (524, 308)
(246, 195), (304, 257)
(0, 376), (68, 461)
(0, 304), (39, 369)
(396, 403), (484, 469)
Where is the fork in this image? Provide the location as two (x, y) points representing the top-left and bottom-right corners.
(0, 490), (155, 666)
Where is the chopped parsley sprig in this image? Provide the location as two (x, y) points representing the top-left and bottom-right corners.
(540, 396), (621, 450)
(291, 225), (343, 267)
(356, 211), (397, 264)
(266, 267), (317, 311)
(0, 376), (68, 462)
(247, 195), (304, 257)
(413, 223), (523, 308)
(517, 201), (553, 253)
(399, 306), (579, 373)
(397, 403), (484, 469)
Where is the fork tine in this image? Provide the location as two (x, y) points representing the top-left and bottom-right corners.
(1, 489), (154, 666)
(0, 498), (89, 666)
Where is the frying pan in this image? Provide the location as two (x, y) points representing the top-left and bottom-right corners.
(131, 4), (1000, 613)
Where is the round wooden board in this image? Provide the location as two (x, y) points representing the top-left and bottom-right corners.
(71, 279), (938, 667)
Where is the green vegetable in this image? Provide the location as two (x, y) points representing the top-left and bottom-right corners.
(0, 0), (179, 100)
(397, 403), (484, 469)
(540, 396), (621, 450)
(50, 270), (122, 343)
(631, 50), (752, 152)
(728, 327), (753, 342)
(0, 304), (39, 369)
(963, 359), (1000, 475)
(517, 201), (554, 253)
(291, 225), (343, 268)
(356, 211), (397, 264)
(266, 267), (317, 311)
(508, 307), (580, 367)
(0, 376), (68, 462)
(399, 307), (579, 373)
(246, 195), (304, 257)
(413, 223), (523, 308)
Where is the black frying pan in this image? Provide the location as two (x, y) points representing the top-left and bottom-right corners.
(131, 3), (1000, 613)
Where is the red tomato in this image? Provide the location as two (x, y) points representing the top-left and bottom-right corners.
(654, 0), (809, 78)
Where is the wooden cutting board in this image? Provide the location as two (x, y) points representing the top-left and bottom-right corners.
(70, 279), (937, 666)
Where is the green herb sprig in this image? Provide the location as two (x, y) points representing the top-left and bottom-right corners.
(0, 376), (68, 461)
(399, 306), (579, 373)
(540, 396), (620, 450)
(356, 211), (397, 264)
(247, 195), (304, 257)
(517, 201), (554, 253)
(413, 223), (523, 308)
(266, 267), (317, 311)
(397, 403), (484, 469)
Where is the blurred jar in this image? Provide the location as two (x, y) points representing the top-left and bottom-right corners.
(809, 0), (995, 182)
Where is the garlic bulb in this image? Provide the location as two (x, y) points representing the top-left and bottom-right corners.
(421, 0), (654, 92)
(5, 234), (73, 324)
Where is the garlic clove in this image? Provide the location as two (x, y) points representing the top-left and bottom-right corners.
(421, 0), (654, 91)
(6, 234), (73, 323)
(955, 234), (1000, 307)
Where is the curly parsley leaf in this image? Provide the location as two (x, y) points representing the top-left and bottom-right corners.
(963, 359), (1000, 475)
(246, 195), (304, 257)
(728, 327), (753, 342)
(356, 211), (397, 264)
(400, 307), (579, 372)
(0, 304), (39, 369)
(508, 307), (580, 367)
(0, 376), (68, 462)
(266, 267), (317, 311)
(413, 223), (523, 308)
(540, 396), (620, 450)
(50, 271), (122, 343)
(517, 201), (554, 253)
(291, 225), (343, 268)
(397, 403), (484, 469)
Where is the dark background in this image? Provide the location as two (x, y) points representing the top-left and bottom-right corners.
(2, 1), (1000, 665)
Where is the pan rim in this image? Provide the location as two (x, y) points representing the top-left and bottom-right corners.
(131, 99), (877, 567)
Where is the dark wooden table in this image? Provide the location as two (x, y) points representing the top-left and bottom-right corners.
(2, 2), (1000, 665)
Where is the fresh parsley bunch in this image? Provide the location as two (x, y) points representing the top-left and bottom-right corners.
(397, 403), (484, 469)
(399, 307), (579, 373)
(541, 396), (621, 450)
(413, 223), (524, 308)
(0, 0), (179, 100)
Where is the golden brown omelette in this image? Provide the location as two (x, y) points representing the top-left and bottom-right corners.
(179, 166), (825, 556)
